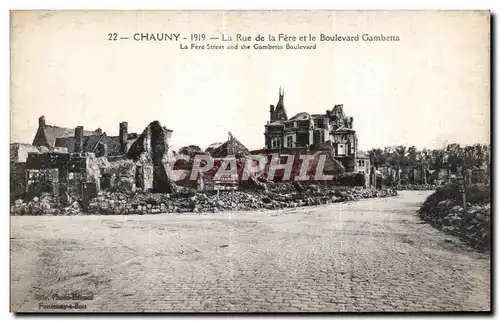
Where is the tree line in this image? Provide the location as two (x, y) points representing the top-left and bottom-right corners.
(367, 143), (491, 185)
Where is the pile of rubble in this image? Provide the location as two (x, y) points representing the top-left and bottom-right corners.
(11, 195), (82, 216)
(418, 184), (490, 251)
(11, 186), (397, 216)
(82, 186), (397, 215)
(395, 184), (442, 191)
(88, 187), (397, 214)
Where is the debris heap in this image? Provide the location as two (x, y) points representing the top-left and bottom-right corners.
(12, 186), (397, 216)
(418, 184), (490, 251)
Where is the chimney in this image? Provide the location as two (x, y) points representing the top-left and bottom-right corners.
(269, 105), (275, 122)
(38, 116), (46, 128)
(74, 126), (84, 153)
(119, 122), (128, 154)
(95, 128), (102, 134)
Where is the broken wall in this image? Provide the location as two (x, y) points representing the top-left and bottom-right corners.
(85, 154), (102, 192)
(100, 159), (136, 192)
(127, 121), (177, 193)
(10, 144), (41, 163)
(10, 162), (27, 200)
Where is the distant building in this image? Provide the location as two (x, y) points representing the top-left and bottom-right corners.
(354, 151), (371, 188)
(355, 151), (370, 175)
(264, 88), (359, 172)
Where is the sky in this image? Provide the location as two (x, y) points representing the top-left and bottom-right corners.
(10, 10), (490, 152)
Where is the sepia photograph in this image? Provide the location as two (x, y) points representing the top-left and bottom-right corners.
(9, 10), (491, 313)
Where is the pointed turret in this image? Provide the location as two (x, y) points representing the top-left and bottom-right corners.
(274, 87), (288, 121)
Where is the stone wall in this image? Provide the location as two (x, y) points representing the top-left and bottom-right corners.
(10, 162), (27, 200)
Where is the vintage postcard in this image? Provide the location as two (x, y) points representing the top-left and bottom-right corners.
(9, 10), (490, 313)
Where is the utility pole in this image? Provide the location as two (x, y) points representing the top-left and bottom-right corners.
(462, 180), (467, 213)
(458, 166), (467, 213)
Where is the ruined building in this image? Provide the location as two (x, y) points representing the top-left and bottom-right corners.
(10, 116), (144, 202)
(32, 115), (138, 158)
(209, 132), (250, 158)
(24, 152), (101, 203)
(326, 104), (358, 171)
(264, 89), (359, 172)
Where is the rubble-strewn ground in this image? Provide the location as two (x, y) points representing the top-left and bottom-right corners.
(418, 184), (490, 252)
(396, 184), (443, 191)
(11, 191), (490, 312)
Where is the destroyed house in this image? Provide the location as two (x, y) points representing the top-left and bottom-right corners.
(32, 116), (138, 157)
(24, 152), (101, 201)
(33, 116), (100, 148)
(209, 132), (250, 157)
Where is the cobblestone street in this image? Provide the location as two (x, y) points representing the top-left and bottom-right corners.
(10, 191), (490, 312)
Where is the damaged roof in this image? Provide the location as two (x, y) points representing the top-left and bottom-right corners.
(55, 134), (105, 153)
(39, 125), (100, 147)
(210, 132), (250, 157)
(266, 120), (285, 126)
(332, 126), (356, 132)
(289, 112), (311, 121)
(54, 134), (124, 156)
(105, 136), (125, 156)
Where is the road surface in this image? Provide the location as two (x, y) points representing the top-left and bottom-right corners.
(10, 191), (490, 312)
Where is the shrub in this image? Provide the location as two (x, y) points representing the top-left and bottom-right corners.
(420, 183), (490, 214)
